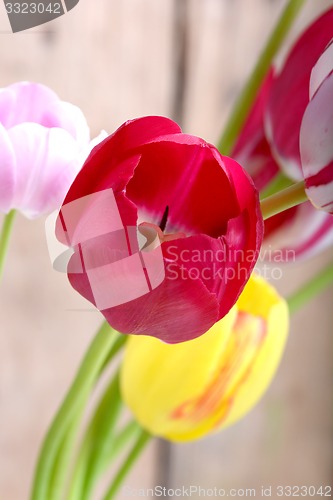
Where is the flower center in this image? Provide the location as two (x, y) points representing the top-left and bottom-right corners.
(159, 205), (169, 232)
(138, 206), (186, 252)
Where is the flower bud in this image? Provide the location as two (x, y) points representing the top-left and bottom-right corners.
(120, 274), (289, 442)
(60, 116), (263, 343)
(0, 81), (104, 218)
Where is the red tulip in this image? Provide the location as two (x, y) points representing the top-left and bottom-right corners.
(57, 116), (263, 343)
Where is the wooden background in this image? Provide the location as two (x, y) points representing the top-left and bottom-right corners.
(0, 0), (332, 498)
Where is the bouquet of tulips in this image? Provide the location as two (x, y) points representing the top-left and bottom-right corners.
(0, 1), (332, 498)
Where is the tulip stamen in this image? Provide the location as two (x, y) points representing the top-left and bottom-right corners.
(159, 205), (169, 232)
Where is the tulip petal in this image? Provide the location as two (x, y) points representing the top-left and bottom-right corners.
(0, 82), (58, 127)
(219, 275), (288, 429)
(8, 123), (81, 218)
(266, 7), (333, 180)
(300, 73), (333, 213)
(121, 307), (238, 440)
(220, 155), (263, 293)
(126, 140), (240, 237)
(0, 124), (16, 213)
(233, 71), (274, 156)
(42, 100), (90, 148)
(68, 255), (220, 343)
(63, 116), (182, 205)
(163, 227), (259, 323)
(310, 39), (333, 98)
(121, 275), (288, 441)
(263, 202), (333, 260)
(232, 70), (279, 191)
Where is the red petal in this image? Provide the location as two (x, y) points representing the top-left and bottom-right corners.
(163, 227), (260, 322)
(64, 116), (181, 204)
(126, 139), (241, 237)
(68, 257), (219, 344)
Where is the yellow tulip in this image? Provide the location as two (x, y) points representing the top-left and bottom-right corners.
(120, 274), (289, 442)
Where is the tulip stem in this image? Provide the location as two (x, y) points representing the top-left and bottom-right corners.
(218, 0), (307, 156)
(100, 420), (143, 474)
(71, 370), (123, 500)
(0, 210), (16, 282)
(48, 401), (87, 500)
(287, 261), (333, 313)
(30, 322), (120, 500)
(259, 173), (293, 200)
(260, 181), (308, 220)
(102, 429), (152, 500)
(68, 420), (141, 500)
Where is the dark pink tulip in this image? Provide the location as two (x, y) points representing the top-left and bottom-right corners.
(57, 116), (263, 343)
(266, 7), (333, 180)
(233, 70), (279, 192)
(232, 26), (333, 260)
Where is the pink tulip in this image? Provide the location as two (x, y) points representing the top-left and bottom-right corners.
(0, 81), (102, 218)
(266, 7), (333, 180)
(233, 82), (333, 260)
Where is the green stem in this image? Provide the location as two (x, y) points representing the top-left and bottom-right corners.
(101, 421), (142, 473)
(260, 181), (308, 220)
(30, 322), (120, 500)
(287, 261), (333, 314)
(218, 0), (307, 156)
(66, 436), (91, 500)
(48, 398), (87, 500)
(68, 421), (141, 500)
(99, 334), (127, 374)
(67, 336), (127, 500)
(48, 335), (127, 500)
(102, 429), (151, 500)
(0, 210), (16, 281)
(259, 173), (293, 200)
(80, 371), (123, 500)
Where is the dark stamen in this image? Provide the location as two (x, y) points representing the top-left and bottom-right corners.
(159, 205), (169, 232)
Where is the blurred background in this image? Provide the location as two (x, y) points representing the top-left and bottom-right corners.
(0, 0), (332, 498)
